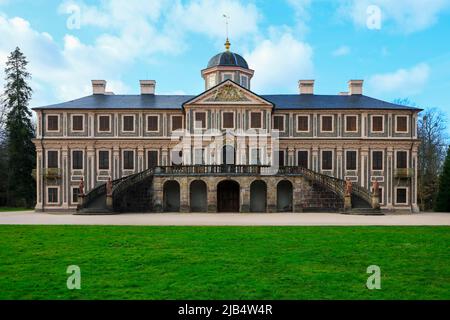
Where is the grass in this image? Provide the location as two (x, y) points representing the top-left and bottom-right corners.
(0, 207), (32, 212)
(0, 226), (449, 300)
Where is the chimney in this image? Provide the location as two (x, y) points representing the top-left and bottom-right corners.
(348, 80), (363, 95)
(92, 80), (106, 95)
(299, 80), (314, 94)
(140, 80), (156, 95)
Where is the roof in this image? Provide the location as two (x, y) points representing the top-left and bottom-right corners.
(33, 93), (422, 111)
(207, 51), (249, 69)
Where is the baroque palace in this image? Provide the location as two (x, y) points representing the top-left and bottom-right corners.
(33, 40), (421, 214)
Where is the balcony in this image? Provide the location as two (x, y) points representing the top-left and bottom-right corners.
(43, 168), (62, 179)
(394, 168), (414, 178)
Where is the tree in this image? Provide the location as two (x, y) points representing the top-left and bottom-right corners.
(3, 47), (35, 207)
(435, 146), (450, 212)
(394, 99), (448, 211)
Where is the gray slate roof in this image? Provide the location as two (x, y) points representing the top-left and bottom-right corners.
(33, 93), (422, 111)
(207, 51), (249, 69)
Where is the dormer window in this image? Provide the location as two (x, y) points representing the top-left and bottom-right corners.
(241, 75), (248, 88)
(207, 74), (216, 89)
(222, 73), (233, 82)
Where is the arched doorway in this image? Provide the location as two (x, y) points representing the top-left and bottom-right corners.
(250, 180), (267, 212)
(190, 180), (207, 212)
(222, 145), (235, 165)
(277, 180), (293, 212)
(217, 180), (240, 212)
(163, 180), (180, 212)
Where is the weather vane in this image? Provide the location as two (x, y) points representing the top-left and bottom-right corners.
(223, 14), (231, 51)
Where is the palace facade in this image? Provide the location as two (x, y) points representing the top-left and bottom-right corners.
(32, 42), (421, 214)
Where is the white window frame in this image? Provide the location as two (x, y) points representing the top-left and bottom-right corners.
(222, 72), (234, 82)
(46, 186), (60, 204)
(344, 115), (358, 133)
(71, 149), (84, 170)
(240, 74), (249, 88)
(70, 114), (85, 132)
(193, 111), (208, 130)
(97, 114), (112, 133)
(321, 149), (334, 171)
(371, 149), (384, 171)
(46, 149), (60, 169)
(122, 149), (135, 171)
(297, 149), (310, 169)
(320, 115), (334, 133)
(394, 150), (409, 169)
(272, 114), (286, 132)
(146, 149), (160, 169)
(121, 114), (136, 133)
(145, 114), (160, 133)
(296, 115), (310, 133)
(46, 114), (60, 132)
(345, 149), (358, 171)
(97, 149), (111, 171)
(221, 111), (235, 130)
(207, 74), (216, 89)
(371, 115), (384, 133)
(394, 187), (409, 205)
(71, 186), (80, 204)
(170, 114), (184, 132)
(395, 115), (409, 133)
(250, 111), (263, 129)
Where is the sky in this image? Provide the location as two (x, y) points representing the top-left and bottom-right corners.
(0, 0), (450, 126)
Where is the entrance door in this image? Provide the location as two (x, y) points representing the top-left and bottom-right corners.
(217, 180), (240, 212)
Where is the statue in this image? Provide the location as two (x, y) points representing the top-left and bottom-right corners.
(345, 178), (353, 196)
(79, 177), (84, 196)
(372, 180), (379, 196)
(106, 177), (112, 196)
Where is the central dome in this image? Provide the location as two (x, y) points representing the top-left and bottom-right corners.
(207, 51), (249, 69)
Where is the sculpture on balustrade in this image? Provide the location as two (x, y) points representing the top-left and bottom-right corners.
(106, 177), (113, 196)
(372, 180), (379, 196)
(345, 178), (353, 196)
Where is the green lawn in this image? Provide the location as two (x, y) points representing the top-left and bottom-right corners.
(0, 207), (31, 212)
(0, 226), (448, 300)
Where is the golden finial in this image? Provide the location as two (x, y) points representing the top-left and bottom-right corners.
(225, 38), (231, 51)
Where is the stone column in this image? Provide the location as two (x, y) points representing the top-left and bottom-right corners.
(412, 148), (419, 212)
(267, 179), (277, 213)
(386, 148), (393, 209)
(113, 147), (120, 179)
(35, 147), (43, 211)
(62, 147), (69, 209)
(180, 177), (189, 212)
(207, 178), (217, 213)
(152, 178), (163, 212)
(240, 179), (250, 213)
(137, 147), (144, 172)
(293, 177), (304, 212)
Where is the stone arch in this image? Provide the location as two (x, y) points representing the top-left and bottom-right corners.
(277, 180), (293, 212)
(163, 180), (180, 212)
(250, 180), (267, 212)
(190, 180), (207, 212)
(217, 179), (240, 212)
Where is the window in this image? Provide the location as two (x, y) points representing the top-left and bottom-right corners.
(250, 112), (262, 129)
(250, 148), (261, 165)
(72, 115), (84, 131)
(47, 151), (58, 168)
(123, 115), (135, 132)
(396, 151), (408, 169)
(99, 115), (111, 132)
(207, 74), (216, 89)
(372, 116), (383, 132)
(194, 112), (206, 129)
(372, 151), (383, 170)
(346, 151), (357, 170)
(147, 115), (159, 132)
(277, 150), (285, 167)
(396, 116), (408, 132)
(171, 116), (183, 131)
(222, 112), (234, 129)
(222, 73), (233, 81)
(396, 188), (407, 204)
(298, 151), (308, 168)
(123, 151), (134, 170)
(297, 116), (309, 132)
(148, 151), (158, 168)
(321, 116), (333, 132)
(47, 115), (59, 131)
(98, 151), (109, 170)
(72, 151), (83, 170)
(273, 115), (284, 131)
(72, 187), (80, 204)
(194, 149), (204, 165)
(322, 151), (333, 170)
(171, 150), (183, 165)
(241, 75), (248, 88)
(48, 188), (58, 204)
(345, 116), (357, 132)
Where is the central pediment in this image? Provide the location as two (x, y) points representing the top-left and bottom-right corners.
(183, 80), (273, 107)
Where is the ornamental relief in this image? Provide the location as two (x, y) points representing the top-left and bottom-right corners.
(205, 84), (250, 102)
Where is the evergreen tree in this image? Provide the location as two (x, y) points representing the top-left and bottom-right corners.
(435, 146), (450, 212)
(3, 47), (35, 207)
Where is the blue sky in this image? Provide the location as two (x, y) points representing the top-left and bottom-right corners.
(0, 0), (450, 125)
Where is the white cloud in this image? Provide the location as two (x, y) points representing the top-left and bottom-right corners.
(245, 32), (314, 93)
(339, 0), (450, 33)
(286, 0), (312, 35)
(368, 63), (430, 95)
(332, 45), (350, 56)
